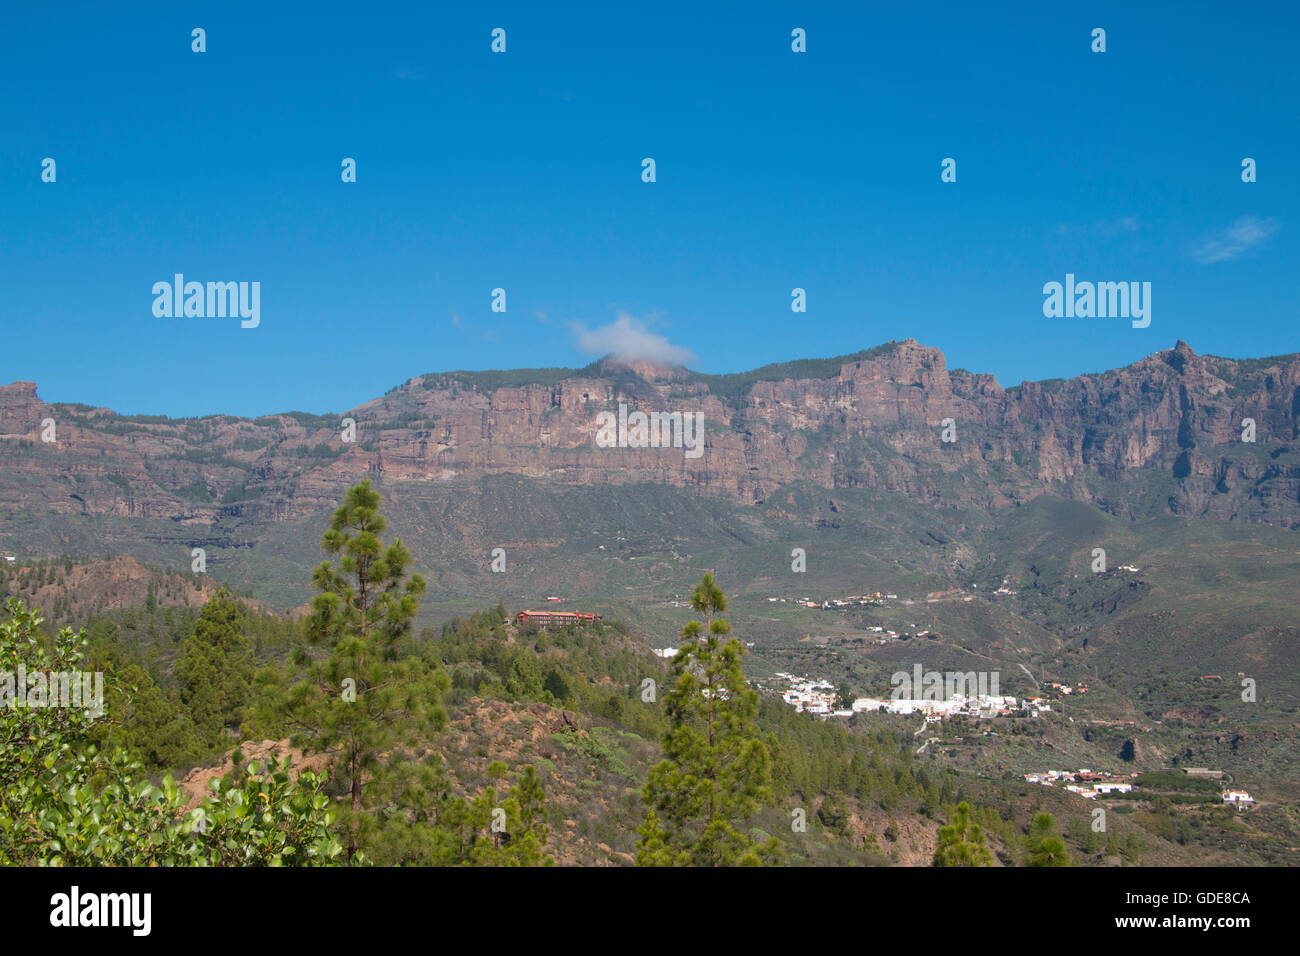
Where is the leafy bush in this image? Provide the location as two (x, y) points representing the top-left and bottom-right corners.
(0, 599), (344, 866)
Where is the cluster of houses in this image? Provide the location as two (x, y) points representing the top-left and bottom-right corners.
(1025, 769), (1137, 798)
(851, 693), (1036, 720)
(770, 674), (850, 717)
(1011, 683), (1085, 712)
(1043, 681), (1087, 696)
(766, 673), (1059, 723)
(1025, 769), (1256, 809)
(767, 591), (899, 610)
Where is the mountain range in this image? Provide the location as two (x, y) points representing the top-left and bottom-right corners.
(3, 338), (1298, 542)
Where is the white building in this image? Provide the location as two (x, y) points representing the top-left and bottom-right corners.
(1093, 782), (1133, 795)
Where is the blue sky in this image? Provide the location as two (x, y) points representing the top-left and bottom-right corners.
(2, 1), (1296, 417)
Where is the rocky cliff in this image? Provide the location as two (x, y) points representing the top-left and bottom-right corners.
(2, 339), (1298, 532)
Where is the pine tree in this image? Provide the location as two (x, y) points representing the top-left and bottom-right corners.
(932, 801), (994, 866)
(114, 661), (204, 769)
(176, 589), (254, 744)
(1025, 811), (1072, 866)
(637, 573), (780, 866)
(275, 480), (446, 862)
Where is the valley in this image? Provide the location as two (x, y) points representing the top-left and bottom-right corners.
(3, 339), (1297, 865)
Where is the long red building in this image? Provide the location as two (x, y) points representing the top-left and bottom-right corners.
(515, 610), (603, 626)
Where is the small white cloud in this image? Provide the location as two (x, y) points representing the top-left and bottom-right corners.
(572, 313), (696, 366)
(1191, 216), (1279, 264)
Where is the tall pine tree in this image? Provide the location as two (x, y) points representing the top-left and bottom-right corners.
(176, 589), (254, 744)
(637, 574), (780, 866)
(278, 480), (446, 862)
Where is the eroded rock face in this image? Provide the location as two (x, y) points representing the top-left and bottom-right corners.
(0, 382), (42, 436)
(2, 339), (1298, 528)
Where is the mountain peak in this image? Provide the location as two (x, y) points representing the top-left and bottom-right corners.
(595, 354), (686, 381)
(1161, 340), (1198, 374)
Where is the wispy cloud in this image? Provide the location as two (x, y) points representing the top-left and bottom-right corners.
(1095, 215), (1140, 237)
(1191, 216), (1279, 264)
(572, 312), (696, 366)
(1053, 215), (1141, 237)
